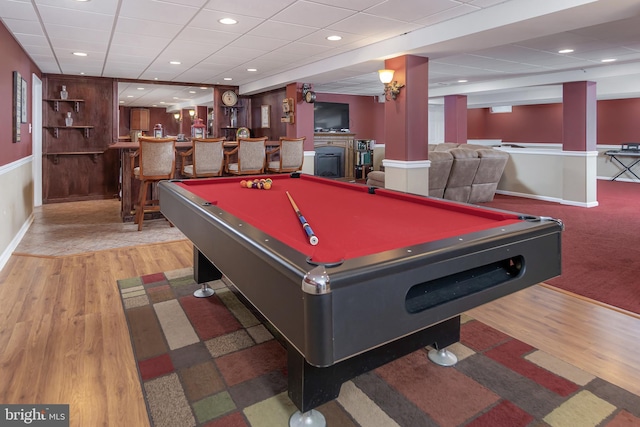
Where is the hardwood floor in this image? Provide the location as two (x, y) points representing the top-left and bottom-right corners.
(0, 241), (192, 427)
(1, 202), (639, 426)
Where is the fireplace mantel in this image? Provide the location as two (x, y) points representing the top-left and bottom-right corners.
(314, 133), (355, 178)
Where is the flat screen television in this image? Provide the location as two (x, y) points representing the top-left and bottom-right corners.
(314, 102), (350, 132)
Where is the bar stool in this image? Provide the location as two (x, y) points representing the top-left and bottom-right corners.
(266, 136), (305, 173)
(224, 137), (268, 175)
(180, 137), (225, 178)
(130, 137), (177, 231)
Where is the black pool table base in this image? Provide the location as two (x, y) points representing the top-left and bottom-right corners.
(286, 316), (460, 425)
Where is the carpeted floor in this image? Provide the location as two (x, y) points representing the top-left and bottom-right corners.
(486, 180), (640, 315)
(118, 269), (640, 427)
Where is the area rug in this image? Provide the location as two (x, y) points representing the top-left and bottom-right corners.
(118, 269), (640, 427)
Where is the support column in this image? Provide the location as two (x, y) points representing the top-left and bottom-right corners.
(382, 55), (430, 196)
(286, 83), (315, 175)
(444, 95), (468, 144)
(562, 81), (598, 206)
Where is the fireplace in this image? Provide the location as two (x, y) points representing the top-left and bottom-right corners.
(315, 146), (345, 178)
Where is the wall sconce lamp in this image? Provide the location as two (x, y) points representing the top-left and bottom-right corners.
(189, 109), (196, 121)
(378, 69), (404, 100)
(173, 112), (182, 122)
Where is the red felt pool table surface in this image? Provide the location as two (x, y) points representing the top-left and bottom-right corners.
(176, 174), (520, 264)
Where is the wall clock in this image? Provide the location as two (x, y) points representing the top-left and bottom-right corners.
(222, 90), (238, 106)
(302, 83), (316, 103)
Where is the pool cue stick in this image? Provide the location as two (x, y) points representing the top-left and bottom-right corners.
(286, 191), (319, 245)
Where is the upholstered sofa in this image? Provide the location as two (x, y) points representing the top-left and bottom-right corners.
(365, 143), (509, 203)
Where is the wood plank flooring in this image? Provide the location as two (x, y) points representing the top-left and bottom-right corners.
(0, 241), (192, 427)
(1, 205), (639, 426)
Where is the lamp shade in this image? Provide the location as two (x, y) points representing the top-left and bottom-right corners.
(378, 69), (394, 84)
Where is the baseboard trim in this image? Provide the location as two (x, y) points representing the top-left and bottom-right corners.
(0, 212), (34, 272)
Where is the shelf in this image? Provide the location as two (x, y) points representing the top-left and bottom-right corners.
(45, 99), (85, 112)
(45, 151), (103, 164)
(44, 126), (94, 138)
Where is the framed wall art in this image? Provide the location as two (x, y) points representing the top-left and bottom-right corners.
(13, 71), (21, 143)
(21, 77), (27, 123)
(261, 104), (270, 128)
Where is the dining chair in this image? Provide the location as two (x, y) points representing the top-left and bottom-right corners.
(266, 136), (305, 173)
(224, 137), (268, 175)
(180, 137), (225, 178)
(130, 136), (176, 231)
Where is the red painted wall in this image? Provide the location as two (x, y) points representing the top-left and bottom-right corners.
(0, 21), (42, 166)
(468, 104), (563, 143)
(468, 99), (640, 145)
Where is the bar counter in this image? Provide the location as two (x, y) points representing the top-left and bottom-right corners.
(108, 140), (279, 222)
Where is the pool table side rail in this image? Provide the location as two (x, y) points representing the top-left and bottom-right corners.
(159, 180), (562, 367)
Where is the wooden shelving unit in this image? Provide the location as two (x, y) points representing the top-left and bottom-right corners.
(44, 99), (85, 112)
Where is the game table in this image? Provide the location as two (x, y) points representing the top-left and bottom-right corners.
(159, 173), (562, 426)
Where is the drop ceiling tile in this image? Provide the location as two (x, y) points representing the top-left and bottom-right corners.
(176, 27), (239, 44)
(35, 0), (120, 15)
(270, 1), (356, 27)
(413, 4), (477, 26)
(327, 13), (419, 37)
(0, 0), (39, 20)
(189, 9), (264, 33)
(202, 0), (296, 18)
(2, 18), (45, 35)
(246, 20), (318, 41)
(37, 5), (114, 31)
(115, 17), (182, 38)
(365, 0), (459, 23)
(119, 0), (199, 24)
(12, 33), (49, 48)
(229, 34), (291, 51)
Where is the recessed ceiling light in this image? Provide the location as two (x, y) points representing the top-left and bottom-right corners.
(224, 77), (232, 81)
(219, 18), (237, 25)
(458, 79), (468, 83)
(73, 52), (87, 56)
(327, 35), (342, 41)
(558, 49), (574, 54)
(200, 87), (207, 90)
(154, 77), (159, 80)
(169, 61), (181, 65)
(137, 87), (144, 90)
(119, 100), (124, 103)
(127, 95), (133, 98)
(189, 90), (196, 94)
(247, 68), (257, 72)
(601, 58), (616, 63)
(173, 97), (179, 100)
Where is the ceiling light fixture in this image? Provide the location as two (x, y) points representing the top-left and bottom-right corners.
(458, 79), (468, 83)
(247, 68), (257, 72)
(601, 58), (616, 63)
(224, 77), (232, 81)
(378, 69), (404, 101)
(558, 49), (574, 54)
(327, 35), (342, 41)
(73, 52), (87, 56)
(169, 61), (181, 65)
(219, 18), (237, 25)
(137, 87), (144, 90)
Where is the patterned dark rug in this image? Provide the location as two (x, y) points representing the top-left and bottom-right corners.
(117, 269), (640, 427)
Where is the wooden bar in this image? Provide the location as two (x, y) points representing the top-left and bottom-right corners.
(108, 140), (280, 221)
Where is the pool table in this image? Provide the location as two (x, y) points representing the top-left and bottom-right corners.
(159, 173), (562, 417)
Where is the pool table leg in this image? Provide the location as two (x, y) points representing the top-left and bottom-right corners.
(193, 247), (222, 297)
(287, 316), (460, 415)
